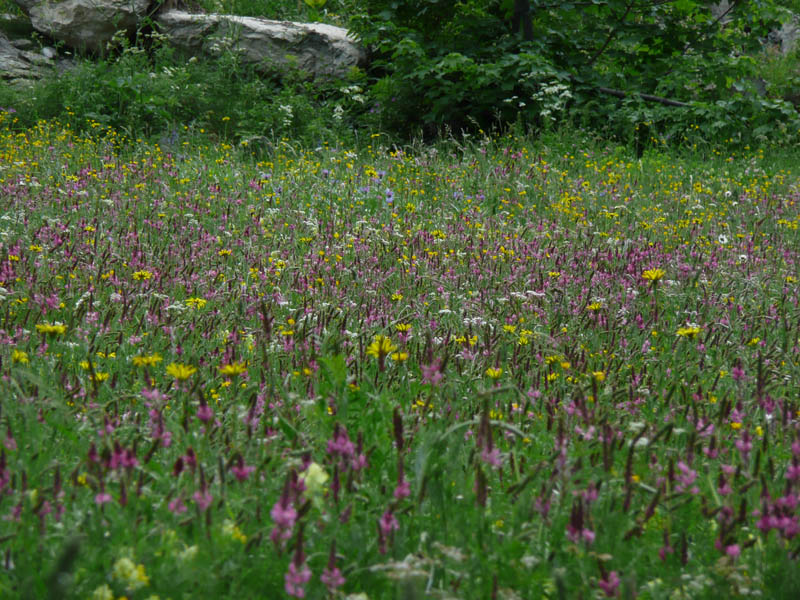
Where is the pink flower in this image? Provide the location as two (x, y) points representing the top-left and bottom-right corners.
(193, 489), (213, 511)
(726, 544), (741, 558)
(394, 479), (411, 500)
(168, 496), (187, 514)
(421, 361), (443, 386)
(197, 402), (214, 423)
(379, 510), (399, 536)
(94, 492), (112, 506)
(597, 571), (620, 597)
(231, 456), (255, 482)
(321, 566), (345, 591)
(270, 501), (297, 529)
(284, 561), (311, 598)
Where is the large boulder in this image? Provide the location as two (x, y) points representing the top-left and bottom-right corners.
(155, 10), (365, 79)
(12, 0), (151, 53)
(0, 17), (59, 85)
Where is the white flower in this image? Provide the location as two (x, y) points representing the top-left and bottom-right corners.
(302, 462), (329, 501)
(91, 584), (114, 600)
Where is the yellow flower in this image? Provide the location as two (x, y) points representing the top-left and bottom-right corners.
(592, 371), (606, 382)
(133, 353), (163, 367)
(35, 322), (67, 335)
(222, 519), (247, 544)
(166, 362), (197, 380)
(391, 351), (409, 362)
(642, 268), (665, 282)
(391, 293), (403, 301)
(586, 302), (603, 311)
(366, 335), (397, 359)
(11, 349), (28, 364)
(91, 372), (110, 382)
(91, 584), (114, 600)
(185, 297), (207, 309)
(132, 270), (152, 281)
(395, 323), (412, 332)
(218, 361), (247, 376)
(485, 367), (503, 379)
(676, 325), (702, 338)
(112, 557), (149, 591)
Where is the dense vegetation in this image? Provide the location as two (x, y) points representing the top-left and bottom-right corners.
(2, 110), (800, 600)
(1, 1), (800, 599)
(0, 0), (798, 148)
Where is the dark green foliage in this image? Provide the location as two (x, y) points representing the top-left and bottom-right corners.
(351, 0), (800, 145)
(0, 32), (364, 147)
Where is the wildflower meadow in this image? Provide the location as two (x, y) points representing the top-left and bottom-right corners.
(1, 110), (800, 599)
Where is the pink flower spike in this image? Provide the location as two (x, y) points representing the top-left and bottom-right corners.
(231, 457), (255, 482)
(94, 492), (112, 506)
(597, 571), (620, 597)
(379, 510), (399, 535)
(726, 544), (741, 558)
(284, 561), (311, 598)
(193, 489), (213, 511)
(321, 566), (345, 591)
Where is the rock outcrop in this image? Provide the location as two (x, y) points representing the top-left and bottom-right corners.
(155, 10), (365, 79)
(12, 0), (152, 54)
(0, 15), (59, 85)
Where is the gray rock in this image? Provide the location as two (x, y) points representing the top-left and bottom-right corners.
(13, 0), (151, 53)
(0, 28), (53, 83)
(155, 10), (365, 79)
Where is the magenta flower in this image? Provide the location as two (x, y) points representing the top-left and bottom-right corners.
(168, 496), (187, 514)
(421, 361), (443, 386)
(231, 455), (255, 482)
(285, 561), (312, 598)
(379, 509), (399, 535)
(94, 491), (112, 506)
(197, 400), (214, 423)
(285, 527), (311, 597)
(270, 499), (297, 529)
(597, 571), (620, 597)
(321, 541), (345, 592)
(193, 488), (213, 511)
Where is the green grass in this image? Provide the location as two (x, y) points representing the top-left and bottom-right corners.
(1, 114), (800, 598)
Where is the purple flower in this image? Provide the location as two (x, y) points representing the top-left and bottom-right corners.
(597, 571), (620, 597)
(193, 489), (213, 511)
(284, 561), (311, 598)
(379, 509), (399, 535)
(321, 565), (345, 591)
(270, 500), (297, 529)
(197, 401), (214, 423)
(421, 361), (443, 386)
(231, 456), (255, 482)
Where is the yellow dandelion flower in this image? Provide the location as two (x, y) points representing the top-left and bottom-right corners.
(366, 335), (397, 359)
(166, 362), (197, 380)
(185, 297), (207, 309)
(676, 325), (702, 338)
(133, 353), (163, 367)
(485, 367), (503, 379)
(35, 322), (67, 335)
(11, 349), (29, 364)
(592, 371), (606, 382)
(218, 361), (247, 376)
(132, 270), (152, 281)
(642, 268), (665, 282)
